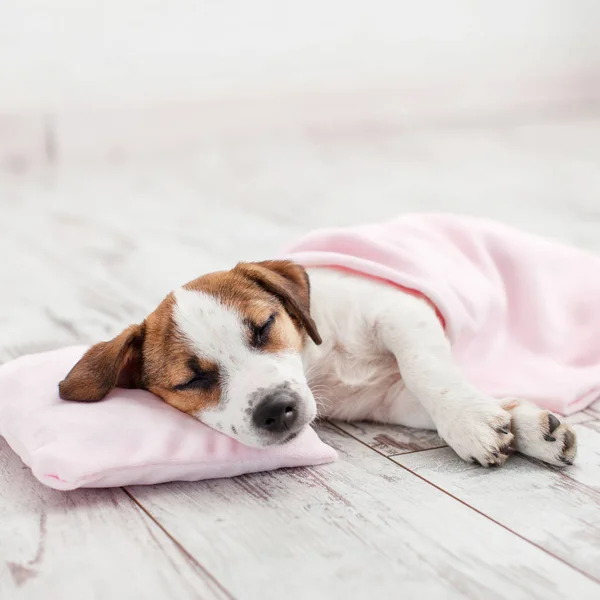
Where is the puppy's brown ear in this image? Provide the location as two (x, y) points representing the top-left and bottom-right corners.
(58, 324), (145, 402)
(236, 260), (322, 345)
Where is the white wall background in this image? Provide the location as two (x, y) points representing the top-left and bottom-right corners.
(2, 1), (600, 163)
(3, 0), (600, 111)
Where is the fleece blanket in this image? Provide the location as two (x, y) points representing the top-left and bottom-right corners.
(285, 213), (600, 415)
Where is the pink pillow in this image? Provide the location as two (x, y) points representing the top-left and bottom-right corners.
(0, 346), (336, 490)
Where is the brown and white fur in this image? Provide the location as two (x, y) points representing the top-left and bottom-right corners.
(59, 260), (577, 467)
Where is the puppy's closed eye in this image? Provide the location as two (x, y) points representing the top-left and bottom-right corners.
(250, 313), (276, 348)
(174, 361), (219, 391)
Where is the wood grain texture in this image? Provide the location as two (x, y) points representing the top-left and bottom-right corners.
(566, 410), (600, 425)
(0, 439), (231, 600)
(333, 420), (445, 456)
(126, 423), (600, 600)
(394, 423), (600, 583)
(585, 399), (600, 420)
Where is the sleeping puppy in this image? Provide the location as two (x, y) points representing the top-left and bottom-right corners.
(59, 260), (577, 467)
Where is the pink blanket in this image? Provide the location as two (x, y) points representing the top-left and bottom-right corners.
(285, 214), (600, 415)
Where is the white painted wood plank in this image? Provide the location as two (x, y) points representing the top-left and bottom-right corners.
(333, 420), (445, 456)
(394, 423), (600, 583)
(566, 410), (599, 425)
(573, 421), (600, 490)
(126, 423), (600, 600)
(0, 439), (231, 600)
(586, 398), (600, 419)
(0, 169), (300, 363)
(334, 413), (595, 457)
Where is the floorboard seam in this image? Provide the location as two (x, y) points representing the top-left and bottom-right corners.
(327, 421), (600, 586)
(123, 488), (237, 600)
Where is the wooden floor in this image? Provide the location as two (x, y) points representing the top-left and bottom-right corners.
(2, 112), (600, 599)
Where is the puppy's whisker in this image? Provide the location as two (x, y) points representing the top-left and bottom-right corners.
(304, 364), (324, 380)
(313, 394), (332, 414)
(308, 383), (332, 393)
(310, 385), (331, 394)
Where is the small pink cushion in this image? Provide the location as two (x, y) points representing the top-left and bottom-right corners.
(0, 346), (336, 490)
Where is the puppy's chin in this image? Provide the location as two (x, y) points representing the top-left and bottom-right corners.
(240, 422), (312, 449)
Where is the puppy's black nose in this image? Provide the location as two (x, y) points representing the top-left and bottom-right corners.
(253, 392), (299, 433)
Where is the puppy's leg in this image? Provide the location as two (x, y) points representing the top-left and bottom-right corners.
(372, 380), (436, 430)
(501, 398), (577, 466)
(377, 297), (513, 466)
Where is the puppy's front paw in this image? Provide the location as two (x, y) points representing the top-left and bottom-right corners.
(438, 399), (514, 467)
(505, 399), (577, 466)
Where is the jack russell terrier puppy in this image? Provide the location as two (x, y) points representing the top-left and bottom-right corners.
(59, 215), (588, 468)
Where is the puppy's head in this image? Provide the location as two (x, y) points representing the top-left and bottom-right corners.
(58, 260), (321, 447)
